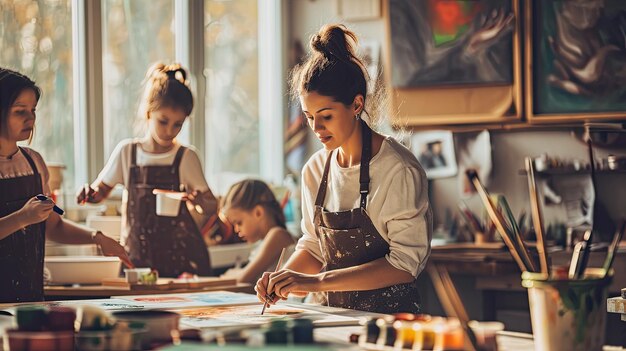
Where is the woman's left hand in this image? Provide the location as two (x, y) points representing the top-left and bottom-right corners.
(94, 232), (134, 269)
(267, 269), (322, 299)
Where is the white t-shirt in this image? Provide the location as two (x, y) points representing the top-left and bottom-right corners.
(296, 137), (433, 278)
(0, 147), (50, 194)
(95, 139), (209, 193)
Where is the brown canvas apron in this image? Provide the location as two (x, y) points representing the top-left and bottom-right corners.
(125, 143), (211, 277)
(0, 147), (46, 302)
(314, 121), (421, 314)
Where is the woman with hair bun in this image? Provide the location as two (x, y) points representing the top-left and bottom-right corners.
(77, 63), (216, 277)
(256, 25), (433, 314)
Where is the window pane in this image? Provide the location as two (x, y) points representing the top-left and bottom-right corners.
(101, 0), (175, 158)
(204, 0), (259, 183)
(0, 0), (75, 190)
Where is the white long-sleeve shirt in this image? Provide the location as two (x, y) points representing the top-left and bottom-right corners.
(296, 137), (433, 278)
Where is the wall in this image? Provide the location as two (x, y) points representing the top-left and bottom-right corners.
(288, 0), (626, 232)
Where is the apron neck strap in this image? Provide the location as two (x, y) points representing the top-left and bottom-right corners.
(18, 147), (42, 190)
(314, 120), (373, 210)
(359, 120), (372, 209)
(131, 143), (138, 166)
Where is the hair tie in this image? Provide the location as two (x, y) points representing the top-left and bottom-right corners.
(166, 70), (177, 79)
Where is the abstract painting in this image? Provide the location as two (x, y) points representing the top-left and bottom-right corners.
(389, 0), (515, 87)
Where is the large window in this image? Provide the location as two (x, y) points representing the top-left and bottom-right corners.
(0, 0), (75, 188)
(101, 0), (175, 157)
(0, 0), (283, 195)
(204, 0), (259, 189)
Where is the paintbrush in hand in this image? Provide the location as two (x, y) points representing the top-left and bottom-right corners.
(261, 247), (287, 315)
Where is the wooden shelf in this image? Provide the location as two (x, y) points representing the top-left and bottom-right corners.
(517, 168), (626, 176)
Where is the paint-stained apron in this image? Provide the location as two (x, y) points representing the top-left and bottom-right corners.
(314, 121), (421, 314)
(0, 148), (46, 302)
(125, 143), (211, 277)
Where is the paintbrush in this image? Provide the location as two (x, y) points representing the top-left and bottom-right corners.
(261, 247), (287, 315)
(602, 220), (625, 278)
(466, 170), (535, 272)
(569, 230), (592, 279)
(498, 195), (535, 273)
(525, 157), (550, 275)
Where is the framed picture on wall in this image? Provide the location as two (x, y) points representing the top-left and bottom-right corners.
(383, 0), (523, 126)
(388, 0), (515, 88)
(525, 0), (626, 123)
(411, 131), (458, 179)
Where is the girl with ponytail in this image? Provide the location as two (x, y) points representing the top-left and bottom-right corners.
(77, 63), (216, 277)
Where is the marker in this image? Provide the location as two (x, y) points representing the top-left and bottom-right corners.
(36, 194), (64, 215)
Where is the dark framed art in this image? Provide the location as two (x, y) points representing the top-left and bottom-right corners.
(384, 0), (523, 126)
(526, 0), (626, 123)
(389, 0), (515, 88)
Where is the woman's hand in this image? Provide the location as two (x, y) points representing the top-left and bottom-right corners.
(93, 231), (134, 269)
(17, 197), (54, 226)
(266, 269), (322, 301)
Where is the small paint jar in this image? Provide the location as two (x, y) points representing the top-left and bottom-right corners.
(47, 307), (76, 331)
(16, 306), (47, 332)
(393, 320), (423, 350)
(374, 317), (396, 347)
(421, 317), (446, 350)
(359, 317), (380, 345)
(437, 318), (464, 350)
(291, 318), (314, 344)
(263, 319), (290, 344)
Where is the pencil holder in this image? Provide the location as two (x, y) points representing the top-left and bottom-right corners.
(522, 268), (611, 351)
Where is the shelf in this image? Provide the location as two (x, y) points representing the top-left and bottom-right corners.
(517, 168), (626, 176)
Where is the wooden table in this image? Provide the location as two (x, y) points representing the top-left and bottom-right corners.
(44, 282), (254, 300)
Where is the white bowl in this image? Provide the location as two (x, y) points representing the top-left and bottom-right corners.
(86, 216), (122, 241)
(64, 204), (107, 222)
(208, 242), (252, 269)
(44, 256), (121, 285)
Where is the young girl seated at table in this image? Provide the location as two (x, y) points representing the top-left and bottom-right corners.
(220, 179), (296, 284)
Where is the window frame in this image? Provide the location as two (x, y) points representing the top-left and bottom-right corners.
(72, 0), (284, 191)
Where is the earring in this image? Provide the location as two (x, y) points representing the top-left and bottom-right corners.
(355, 113), (361, 121)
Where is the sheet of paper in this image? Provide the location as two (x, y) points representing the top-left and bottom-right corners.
(117, 291), (259, 310)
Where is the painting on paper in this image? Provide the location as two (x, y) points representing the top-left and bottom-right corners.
(177, 304), (358, 328)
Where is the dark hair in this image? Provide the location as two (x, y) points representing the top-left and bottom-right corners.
(0, 68), (41, 142)
(139, 63), (193, 119)
(290, 24), (368, 108)
(221, 179), (286, 229)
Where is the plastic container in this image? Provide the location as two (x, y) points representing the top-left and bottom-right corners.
(44, 256), (121, 285)
(153, 190), (184, 217)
